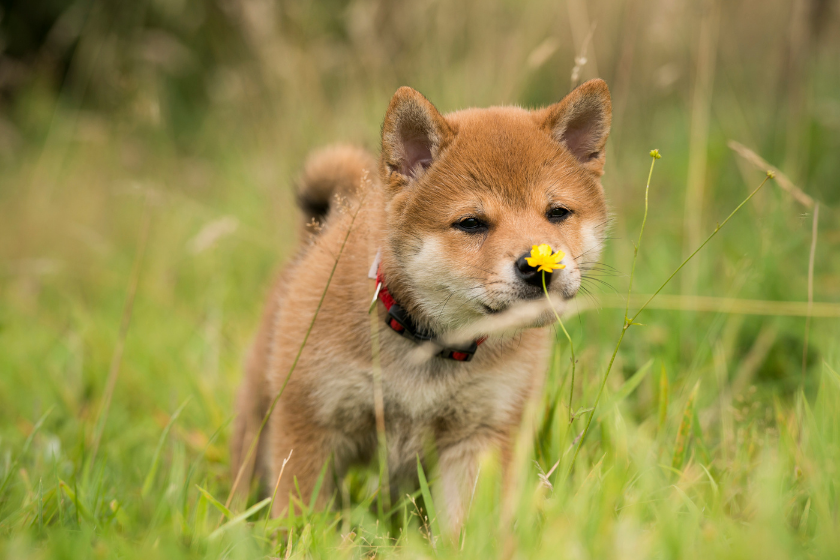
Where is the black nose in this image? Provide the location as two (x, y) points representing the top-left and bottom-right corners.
(515, 252), (552, 288)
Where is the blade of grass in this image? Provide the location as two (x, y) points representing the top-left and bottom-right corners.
(209, 497), (272, 540)
(699, 463), (720, 503)
(824, 362), (840, 389)
(659, 364), (670, 431)
(183, 416), (234, 519)
(58, 480), (93, 523)
(0, 407), (54, 499)
(284, 526), (295, 559)
(691, 406), (711, 465)
(142, 397), (191, 497)
(416, 455), (440, 547)
(799, 498), (812, 538)
(307, 457), (331, 513)
(596, 358), (653, 421)
(672, 381), (700, 472)
(671, 484), (703, 518)
(196, 485), (233, 519)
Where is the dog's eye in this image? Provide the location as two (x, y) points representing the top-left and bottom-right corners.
(547, 206), (572, 222)
(453, 217), (488, 233)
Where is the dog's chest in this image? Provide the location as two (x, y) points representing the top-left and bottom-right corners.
(309, 338), (539, 464)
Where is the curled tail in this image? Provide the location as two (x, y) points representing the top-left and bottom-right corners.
(296, 144), (377, 234)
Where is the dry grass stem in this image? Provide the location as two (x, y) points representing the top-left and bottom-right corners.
(571, 293), (840, 319)
(369, 281), (391, 515)
(681, 0), (720, 296)
(225, 193), (367, 511)
(802, 203), (820, 379)
(265, 449), (293, 529)
(728, 141), (815, 208)
(566, 0), (598, 88)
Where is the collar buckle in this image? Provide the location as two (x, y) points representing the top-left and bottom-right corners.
(439, 341), (479, 362)
(385, 303), (480, 362)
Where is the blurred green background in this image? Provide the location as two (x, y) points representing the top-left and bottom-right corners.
(1, 0), (839, 558)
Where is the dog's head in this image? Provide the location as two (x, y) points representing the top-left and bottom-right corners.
(378, 80), (611, 333)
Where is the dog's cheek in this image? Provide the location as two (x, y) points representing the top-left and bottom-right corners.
(409, 235), (495, 325)
(578, 221), (605, 267)
(407, 237), (463, 308)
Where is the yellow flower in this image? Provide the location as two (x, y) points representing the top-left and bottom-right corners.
(526, 244), (566, 273)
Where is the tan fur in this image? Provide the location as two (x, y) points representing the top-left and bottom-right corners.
(231, 79), (612, 530)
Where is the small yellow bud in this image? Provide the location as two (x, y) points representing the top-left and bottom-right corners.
(766, 170), (776, 179)
(649, 149), (661, 159)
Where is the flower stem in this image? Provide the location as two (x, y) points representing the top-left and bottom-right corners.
(566, 160), (772, 478)
(542, 271), (576, 424)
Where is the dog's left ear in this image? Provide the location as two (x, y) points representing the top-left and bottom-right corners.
(539, 79), (612, 176)
(381, 87), (453, 184)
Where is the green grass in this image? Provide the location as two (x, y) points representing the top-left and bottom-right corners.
(2, 0), (840, 557)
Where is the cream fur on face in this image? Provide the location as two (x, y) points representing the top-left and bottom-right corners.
(403, 238), (488, 331)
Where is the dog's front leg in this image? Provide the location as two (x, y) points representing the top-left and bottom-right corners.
(435, 433), (501, 537)
(267, 409), (336, 517)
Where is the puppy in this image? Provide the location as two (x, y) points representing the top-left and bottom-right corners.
(231, 79), (611, 530)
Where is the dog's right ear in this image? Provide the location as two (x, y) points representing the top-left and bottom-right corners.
(381, 87), (453, 184)
(539, 79), (612, 176)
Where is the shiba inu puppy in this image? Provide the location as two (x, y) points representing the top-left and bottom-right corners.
(231, 79), (611, 530)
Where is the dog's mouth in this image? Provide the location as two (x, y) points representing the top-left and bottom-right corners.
(482, 303), (507, 315)
(481, 287), (578, 317)
(458, 297), (561, 341)
(481, 293), (545, 315)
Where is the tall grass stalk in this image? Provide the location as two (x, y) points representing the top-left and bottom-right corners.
(88, 195), (153, 468)
(567, 160), (774, 475)
(225, 193), (367, 510)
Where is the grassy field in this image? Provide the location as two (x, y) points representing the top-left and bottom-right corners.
(1, 0), (840, 557)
